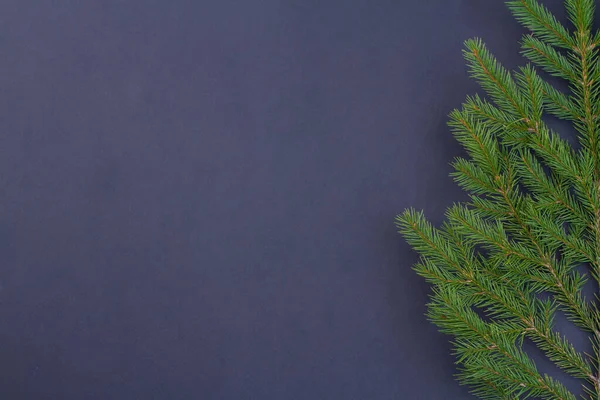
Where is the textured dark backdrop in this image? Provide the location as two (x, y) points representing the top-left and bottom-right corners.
(0, 0), (583, 399)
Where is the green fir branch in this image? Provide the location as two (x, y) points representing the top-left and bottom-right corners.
(397, 1), (600, 398)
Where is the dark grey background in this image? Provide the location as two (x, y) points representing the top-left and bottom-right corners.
(0, 0), (583, 399)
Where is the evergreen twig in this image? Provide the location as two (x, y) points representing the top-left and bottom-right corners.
(397, 1), (600, 398)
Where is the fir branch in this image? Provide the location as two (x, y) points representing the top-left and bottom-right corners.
(397, 0), (600, 398)
(517, 150), (590, 229)
(565, 0), (594, 41)
(507, 0), (574, 49)
(430, 287), (577, 399)
(452, 157), (499, 195)
(400, 209), (594, 385)
(464, 39), (528, 118)
(516, 65), (544, 122)
(541, 82), (582, 121)
(453, 61), (597, 332)
(521, 35), (578, 83)
(449, 110), (504, 177)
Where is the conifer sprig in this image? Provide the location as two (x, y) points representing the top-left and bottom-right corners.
(397, 1), (600, 398)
